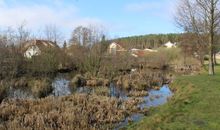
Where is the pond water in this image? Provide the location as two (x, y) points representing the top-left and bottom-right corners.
(139, 85), (172, 108)
(115, 85), (172, 130)
(52, 76), (71, 96)
(51, 76), (172, 105)
(8, 87), (34, 99)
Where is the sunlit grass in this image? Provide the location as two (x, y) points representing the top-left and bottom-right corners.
(128, 65), (220, 130)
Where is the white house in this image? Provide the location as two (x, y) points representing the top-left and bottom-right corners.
(24, 45), (41, 58)
(23, 40), (58, 58)
(108, 42), (126, 55)
(164, 41), (177, 48)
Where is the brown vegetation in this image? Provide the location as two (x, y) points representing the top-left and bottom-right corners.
(0, 45), (24, 79)
(0, 94), (146, 130)
(70, 73), (110, 88)
(0, 82), (7, 102)
(69, 74), (86, 89)
(86, 78), (110, 87)
(93, 87), (110, 96)
(116, 70), (166, 91)
(28, 78), (52, 98)
(0, 77), (52, 100)
(128, 91), (149, 97)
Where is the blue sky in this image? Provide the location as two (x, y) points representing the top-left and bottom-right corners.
(0, 0), (179, 40)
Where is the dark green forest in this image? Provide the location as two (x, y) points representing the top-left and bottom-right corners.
(111, 33), (181, 49)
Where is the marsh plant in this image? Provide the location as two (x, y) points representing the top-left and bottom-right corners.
(0, 94), (145, 130)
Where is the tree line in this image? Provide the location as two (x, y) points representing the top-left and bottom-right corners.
(112, 33), (180, 49)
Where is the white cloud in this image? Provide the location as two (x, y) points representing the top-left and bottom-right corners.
(124, 0), (177, 20)
(0, 0), (107, 40)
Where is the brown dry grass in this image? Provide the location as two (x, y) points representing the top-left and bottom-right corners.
(128, 90), (149, 97)
(116, 70), (167, 91)
(0, 93), (143, 130)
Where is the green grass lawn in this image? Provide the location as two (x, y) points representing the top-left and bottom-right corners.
(128, 65), (220, 130)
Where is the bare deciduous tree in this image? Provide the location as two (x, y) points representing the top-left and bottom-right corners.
(69, 26), (91, 46)
(175, 0), (220, 75)
(44, 24), (63, 44)
(16, 23), (31, 45)
(68, 25), (108, 76)
(70, 25), (106, 47)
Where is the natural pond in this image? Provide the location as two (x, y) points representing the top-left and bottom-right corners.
(5, 74), (173, 129)
(51, 75), (173, 129)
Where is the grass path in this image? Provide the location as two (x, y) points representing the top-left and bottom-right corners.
(128, 65), (220, 130)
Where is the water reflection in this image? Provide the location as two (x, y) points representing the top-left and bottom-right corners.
(8, 87), (34, 99)
(139, 85), (172, 108)
(110, 83), (127, 99)
(115, 85), (172, 130)
(52, 77), (172, 108)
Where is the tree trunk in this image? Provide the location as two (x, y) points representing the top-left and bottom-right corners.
(209, 0), (215, 75)
(208, 34), (215, 75)
(209, 48), (215, 75)
(208, 27), (214, 75)
(214, 53), (217, 65)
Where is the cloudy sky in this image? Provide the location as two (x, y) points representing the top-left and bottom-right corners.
(0, 0), (179, 40)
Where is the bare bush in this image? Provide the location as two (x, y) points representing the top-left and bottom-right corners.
(26, 47), (61, 76)
(0, 45), (25, 79)
(140, 48), (181, 69)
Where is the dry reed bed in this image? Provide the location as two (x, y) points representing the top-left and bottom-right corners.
(0, 93), (144, 130)
(116, 70), (168, 90)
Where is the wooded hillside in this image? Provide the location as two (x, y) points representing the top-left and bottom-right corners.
(111, 33), (181, 49)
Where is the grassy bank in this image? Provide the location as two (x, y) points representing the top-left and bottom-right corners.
(128, 65), (220, 130)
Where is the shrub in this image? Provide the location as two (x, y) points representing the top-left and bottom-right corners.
(142, 48), (181, 69)
(26, 48), (60, 76)
(172, 55), (201, 67)
(99, 53), (137, 79)
(0, 45), (25, 79)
